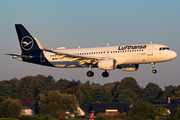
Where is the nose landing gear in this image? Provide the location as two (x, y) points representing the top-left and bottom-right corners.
(151, 62), (157, 74)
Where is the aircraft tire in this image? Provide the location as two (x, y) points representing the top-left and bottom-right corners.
(152, 69), (157, 74)
(102, 71), (109, 77)
(87, 71), (94, 77)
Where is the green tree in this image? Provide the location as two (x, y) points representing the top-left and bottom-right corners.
(75, 89), (85, 106)
(112, 77), (141, 102)
(56, 79), (70, 93)
(83, 86), (112, 106)
(0, 98), (22, 118)
(38, 90), (66, 118)
(128, 101), (156, 120)
(142, 82), (163, 102)
(172, 90), (180, 99)
(172, 107), (180, 120)
(43, 75), (56, 91)
(116, 89), (139, 104)
(80, 81), (91, 95)
(13, 76), (45, 100)
(0, 81), (12, 99)
(155, 107), (170, 120)
(35, 90), (77, 118)
(62, 93), (77, 116)
(162, 85), (176, 99)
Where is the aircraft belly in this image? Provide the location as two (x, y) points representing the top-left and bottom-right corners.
(51, 61), (80, 68)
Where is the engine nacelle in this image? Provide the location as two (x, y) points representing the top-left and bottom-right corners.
(98, 59), (116, 70)
(117, 64), (139, 71)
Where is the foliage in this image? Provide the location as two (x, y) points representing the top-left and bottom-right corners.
(128, 101), (156, 120)
(95, 113), (127, 120)
(75, 89), (85, 106)
(4, 75), (180, 119)
(43, 75), (56, 91)
(171, 107), (180, 120)
(13, 76), (45, 100)
(38, 90), (66, 118)
(56, 79), (70, 93)
(62, 93), (77, 116)
(111, 77), (141, 102)
(19, 114), (59, 120)
(116, 89), (139, 104)
(161, 85), (180, 99)
(35, 90), (77, 118)
(155, 107), (170, 119)
(0, 118), (18, 120)
(21, 97), (35, 107)
(0, 98), (22, 118)
(142, 82), (163, 102)
(172, 90), (180, 99)
(96, 113), (108, 120)
(82, 86), (112, 106)
(0, 81), (12, 99)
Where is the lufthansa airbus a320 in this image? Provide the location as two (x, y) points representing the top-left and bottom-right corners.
(5, 24), (177, 77)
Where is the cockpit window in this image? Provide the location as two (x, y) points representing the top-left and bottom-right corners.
(159, 47), (170, 50)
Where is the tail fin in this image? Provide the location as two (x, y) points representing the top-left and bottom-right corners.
(15, 24), (45, 53)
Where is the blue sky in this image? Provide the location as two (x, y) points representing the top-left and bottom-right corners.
(1, 0), (180, 89)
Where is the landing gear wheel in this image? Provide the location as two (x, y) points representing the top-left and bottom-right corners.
(102, 71), (109, 78)
(151, 62), (157, 74)
(87, 71), (94, 77)
(152, 69), (157, 74)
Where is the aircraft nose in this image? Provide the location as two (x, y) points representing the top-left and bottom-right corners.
(170, 51), (177, 59)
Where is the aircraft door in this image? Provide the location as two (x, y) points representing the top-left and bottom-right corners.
(147, 44), (153, 56)
(147, 44), (153, 62)
(40, 51), (46, 62)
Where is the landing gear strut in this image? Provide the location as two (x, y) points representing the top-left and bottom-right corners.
(86, 65), (94, 77)
(102, 70), (109, 78)
(151, 62), (157, 74)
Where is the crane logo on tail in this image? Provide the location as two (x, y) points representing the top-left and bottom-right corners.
(21, 36), (34, 51)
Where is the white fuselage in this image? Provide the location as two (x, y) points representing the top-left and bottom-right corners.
(43, 44), (177, 68)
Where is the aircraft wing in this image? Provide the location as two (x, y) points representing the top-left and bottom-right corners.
(43, 48), (103, 64)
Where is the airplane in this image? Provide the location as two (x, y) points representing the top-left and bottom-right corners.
(5, 24), (177, 78)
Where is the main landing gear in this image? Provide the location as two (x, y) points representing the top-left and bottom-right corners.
(102, 70), (109, 77)
(151, 62), (157, 74)
(86, 65), (94, 77)
(86, 71), (94, 77)
(86, 65), (109, 78)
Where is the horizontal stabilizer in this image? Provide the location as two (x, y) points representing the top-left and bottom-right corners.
(5, 53), (33, 58)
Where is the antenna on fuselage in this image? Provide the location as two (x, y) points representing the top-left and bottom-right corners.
(107, 44), (109, 46)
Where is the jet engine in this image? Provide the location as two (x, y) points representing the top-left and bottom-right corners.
(117, 64), (139, 71)
(98, 59), (116, 70)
